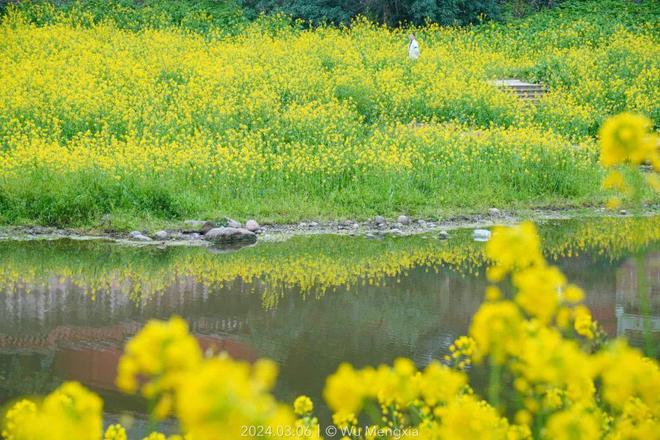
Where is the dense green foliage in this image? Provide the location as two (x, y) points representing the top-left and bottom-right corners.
(6, 0), (645, 29)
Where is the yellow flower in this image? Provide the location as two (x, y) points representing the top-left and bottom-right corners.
(331, 411), (357, 429)
(116, 316), (201, 418)
(469, 300), (525, 364)
(324, 363), (366, 414)
(573, 306), (594, 340)
(485, 285), (502, 301)
(594, 340), (660, 414)
(544, 405), (601, 440)
(609, 398), (660, 439)
(419, 362), (467, 406)
(513, 265), (565, 323)
(104, 424), (127, 440)
(599, 112), (657, 167)
(175, 355), (294, 438)
(486, 222), (543, 282)
(2, 400), (38, 440)
(602, 170), (626, 191)
(2, 382), (103, 440)
(294, 395), (314, 416)
(435, 395), (510, 439)
(562, 284), (584, 304)
(606, 197), (622, 210)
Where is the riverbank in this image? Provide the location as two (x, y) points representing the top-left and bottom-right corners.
(1, 207), (657, 247)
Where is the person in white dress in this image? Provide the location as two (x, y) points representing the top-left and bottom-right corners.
(408, 33), (419, 60)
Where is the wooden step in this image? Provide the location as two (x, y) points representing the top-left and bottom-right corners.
(489, 79), (547, 102)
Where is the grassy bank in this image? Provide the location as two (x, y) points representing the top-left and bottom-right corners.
(0, 0), (658, 229)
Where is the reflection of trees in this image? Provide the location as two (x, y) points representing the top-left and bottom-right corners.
(557, 255), (619, 335)
(615, 253), (660, 347)
(0, 352), (59, 397)
(245, 265), (488, 403)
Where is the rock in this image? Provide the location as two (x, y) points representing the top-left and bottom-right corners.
(418, 219), (427, 226)
(365, 233), (375, 239)
(204, 227), (257, 244)
(397, 215), (411, 225)
(438, 230), (449, 240)
(299, 222), (308, 228)
(387, 228), (402, 235)
(619, 210), (628, 215)
(488, 208), (501, 217)
(473, 229), (491, 242)
(201, 222), (216, 234)
(154, 230), (168, 240)
(129, 231), (152, 242)
(226, 218), (242, 228)
(245, 219), (260, 232)
(351, 223), (360, 229)
(374, 215), (386, 225)
(309, 222), (319, 227)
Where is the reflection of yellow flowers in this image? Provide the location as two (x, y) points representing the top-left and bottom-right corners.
(599, 113), (657, 167)
(0, 217), (657, 311)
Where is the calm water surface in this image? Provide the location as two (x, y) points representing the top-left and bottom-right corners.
(0, 217), (658, 432)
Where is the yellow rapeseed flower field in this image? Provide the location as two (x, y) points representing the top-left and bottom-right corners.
(0, 5), (657, 226)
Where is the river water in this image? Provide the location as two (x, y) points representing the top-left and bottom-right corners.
(0, 216), (658, 433)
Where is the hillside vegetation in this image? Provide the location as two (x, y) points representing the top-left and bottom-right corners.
(0, 0), (658, 228)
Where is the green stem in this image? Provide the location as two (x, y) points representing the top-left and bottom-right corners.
(488, 358), (502, 410)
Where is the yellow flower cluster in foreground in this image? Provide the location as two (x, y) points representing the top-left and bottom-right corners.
(3, 221), (659, 439)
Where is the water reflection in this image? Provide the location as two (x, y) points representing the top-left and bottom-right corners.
(0, 217), (658, 424)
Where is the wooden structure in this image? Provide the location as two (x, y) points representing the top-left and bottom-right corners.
(491, 79), (547, 102)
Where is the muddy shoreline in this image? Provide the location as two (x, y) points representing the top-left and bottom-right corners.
(0, 207), (657, 248)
